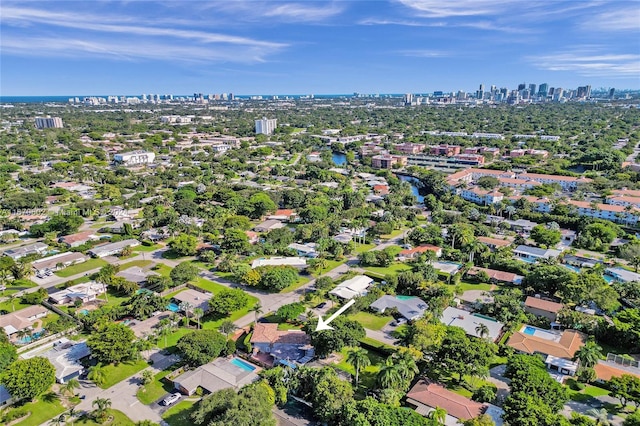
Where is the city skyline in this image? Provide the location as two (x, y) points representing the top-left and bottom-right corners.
(1, 1), (639, 95)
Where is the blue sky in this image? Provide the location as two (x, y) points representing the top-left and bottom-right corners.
(1, 1), (639, 95)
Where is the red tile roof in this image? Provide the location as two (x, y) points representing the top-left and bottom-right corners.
(507, 330), (586, 359)
(407, 379), (485, 420)
(400, 245), (441, 256)
(524, 296), (564, 314)
(250, 323), (310, 345)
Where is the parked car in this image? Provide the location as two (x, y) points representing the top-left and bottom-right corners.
(392, 318), (408, 326)
(315, 302), (327, 309)
(161, 393), (181, 406)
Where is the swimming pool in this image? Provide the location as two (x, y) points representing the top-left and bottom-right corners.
(167, 302), (180, 312)
(396, 295), (415, 301)
(17, 330), (46, 344)
(522, 326), (536, 335)
(562, 264), (581, 273)
(79, 309), (89, 315)
(231, 358), (257, 372)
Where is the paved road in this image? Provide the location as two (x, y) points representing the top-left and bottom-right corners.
(46, 351), (180, 426)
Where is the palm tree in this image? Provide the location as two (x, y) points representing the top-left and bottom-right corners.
(573, 340), (603, 369)
(88, 364), (106, 387)
(475, 323), (490, 339)
(157, 318), (173, 348)
(61, 378), (80, 397)
(179, 301), (193, 326)
(92, 397), (112, 422)
(66, 407), (78, 426)
(346, 347), (370, 387)
(7, 293), (16, 312)
(505, 205), (517, 219)
(219, 319), (237, 338)
(377, 358), (402, 390)
(586, 408), (610, 426)
(427, 407), (447, 426)
(49, 414), (66, 426)
(193, 308), (204, 329)
(251, 302), (263, 322)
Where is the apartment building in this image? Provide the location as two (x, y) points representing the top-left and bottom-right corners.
(113, 150), (155, 166)
(429, 144), (461, 156)
(371, 154), (408, 169)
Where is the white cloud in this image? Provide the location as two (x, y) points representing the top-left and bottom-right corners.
(395, 0), (511, 18)
(200, 1), (344, 23)
(399, 49), (452, 58)
(264, 3), (344, 21)
(582, 8), (640, 32)
(529, 48), (640, 77)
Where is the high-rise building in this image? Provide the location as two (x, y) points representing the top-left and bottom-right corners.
(609, 88), (616, 98)
(476, 84), (484, 99)
(529, 84), (537, 95)
(255, 117), (277, 135)
(576, 85), (591, 99)
(518, 83), (526, 91)
(538, 83), (548, 97)
(35, 116), (64, 129)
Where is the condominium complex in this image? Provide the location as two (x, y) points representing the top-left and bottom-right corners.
(255, 117), (277, 135)
(113, 151), (155, 166)
(35, 116), (63, 129)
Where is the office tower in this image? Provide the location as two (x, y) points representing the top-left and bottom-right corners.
(476, 84), (484, 99)
(517, 83), (526, 91)
(403, 93), (414, 105)
(490, 85), (496, 93)
(529, 84), (536, 95)
(456, 90), (467, 100)
(500, 87), (508, 97)
(35, 117), (64, 129)
(548, 87), (555, 96)
(255, 117), (277, 135)
(538, 83), (548, 97)
(609, 88), (615, 98)
(577, 85), (591, 99)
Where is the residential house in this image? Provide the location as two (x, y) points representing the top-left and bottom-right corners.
(524, 296), (564, 322)
(406, 379), (488, 425)
(477, 236), (511, 251)
(32, 252), (87, 275)
(593, 360), (640, 383)
(22, 339), (90, 383)
(0, 305), (49, 338)
(329, 275), (373, 300)
(505, 219), (537, 233)
(604, 267), (640, 283)
(440, 307), (504, 342)
(116, 266), (159, 284)
(49, 281), (106, 305)
(465, 267), (523, 285)
(173, 358), (259, 396)
(398, 245), (442, 260)
(172, 289), (213, 313)
(58, 231), (100, 248)
(370, 295), (428, 321)
(513, 245), (562, 262)
(2, 242), (48, 260)
(266, 209), (298, 222)
(245, 231), (259, 245)
(87, 239), (140, 258)
(507, 327), (586, 376)
(287, 243), (318, 258)
(250, 323), (314, 365)
(432, 262), (462, 276)
(251, 257), (307, 269)
(254, 219), (285, 233)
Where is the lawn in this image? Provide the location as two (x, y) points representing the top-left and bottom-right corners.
(191, 277), (229, 295)
(8, 395), (66, 426)
(55, 258), (108, 277)
(162, 250), (189, 260)
(334, 346), (386, 394)
(137, 369), (173, 405)
(363, 262), (412, 277)
(162, 399), (198, 426)
(118, 259), (154, 269)
(380, 229), (405, 240)
(354, 243), (376, 254)
(457, 280), (494, 293)
(201, 292), (258, 331)
(566, 380), (611, 403)
(99, 359), (149, 389)
(157, 327), (192, 351)
(74, 409), (135, 425)
(279, 275), (311, 293)
(348, 311), (392, 331)
(311, 259), (347, 277)
(0, 298), (32, 313)
(133, 244), (162, 252)
(154, 264), (173, 278)
(95, 290), (130, 309)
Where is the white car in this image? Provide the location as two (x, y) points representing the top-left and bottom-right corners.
(161, 393), (181, 406)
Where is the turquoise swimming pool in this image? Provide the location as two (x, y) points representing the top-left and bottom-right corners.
(231, 358), (256, 372)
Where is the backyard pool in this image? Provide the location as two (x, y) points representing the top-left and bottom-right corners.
(562, 264), (581, 273)
(522, 326), (536, 335)
(231, 358), (257, 372)
(79, 309), (89, 315)
(17, 330), (46, 344)
(167, 302), (180, 312)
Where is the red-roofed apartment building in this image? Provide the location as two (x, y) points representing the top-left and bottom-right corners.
(406, 379), (490, 424)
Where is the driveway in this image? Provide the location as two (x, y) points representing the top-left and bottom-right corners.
(488, 365), (510, 404)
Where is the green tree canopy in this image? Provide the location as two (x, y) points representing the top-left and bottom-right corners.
(87, 323), (136, 364)
(177, 329), (227, 367)
(2, 357), (55, 401)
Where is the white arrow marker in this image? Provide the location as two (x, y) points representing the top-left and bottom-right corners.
(315, 299), (356, 331)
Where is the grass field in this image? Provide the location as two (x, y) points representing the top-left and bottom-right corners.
(354, 243), (376, 254)
(457, 281), (494, 293)
(157, 328), (192, 351)
(380, 229), (405, 240)
(191, 277), (229, 295)
(74, 409), (134, 425)
(154, 264), (173, 278)
(99, 360), (149, 389)
(0, 298), (32, 313)
(311, 259), (347, 276)
(279, 275), (311, 293)
(348, 311), (392, 330)
(55, 258), (107, 277)
(363, 262), (412, 277)
(118, 259), (154, 269)
(162, 399), (198, 426)
(137, 369), (173, 405)
(133, 244), (162, 252)
(8, 396), (66, 426)
(334, 346), (385, 393)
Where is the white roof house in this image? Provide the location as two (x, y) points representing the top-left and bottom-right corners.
(370, 295), (428, 321)
(87, 239), (140, 258)
(605, 267), (640, 283)
(251, 257), (307, 269)
(21, 338), (91, 383)
(49, 281), (106, 305)
(513, 245), (562, 261)
(287, 243), (318, 258)
(440, 307), (504, 342)
(329, 275), (373, 300)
